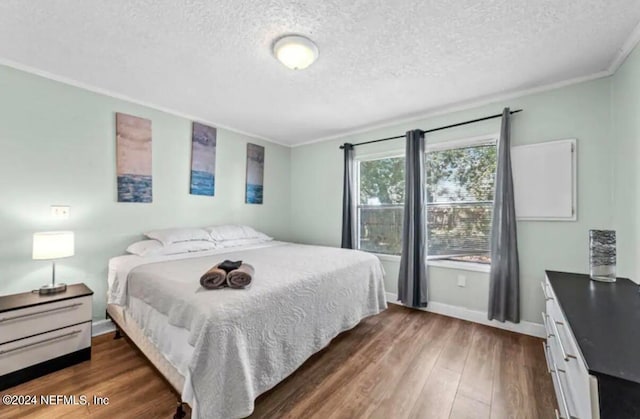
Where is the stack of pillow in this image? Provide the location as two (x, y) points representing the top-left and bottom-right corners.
(126, 225), (273, 257)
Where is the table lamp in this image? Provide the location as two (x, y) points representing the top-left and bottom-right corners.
(32, 231), (74, 295)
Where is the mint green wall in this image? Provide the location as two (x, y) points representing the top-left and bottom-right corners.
(3, 45), (639, 327)
(612, 43), (640, 283)
(0, 65), (292, 320)
(291, 78), (614, 324)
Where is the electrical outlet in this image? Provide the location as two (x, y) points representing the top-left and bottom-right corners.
(51, 205), (70, 220)
(457, 275), (466, 287)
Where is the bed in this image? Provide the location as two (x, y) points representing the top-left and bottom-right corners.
(106, 240), (387, 419)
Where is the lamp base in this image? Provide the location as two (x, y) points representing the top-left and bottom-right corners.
(39, 282), (67, 295)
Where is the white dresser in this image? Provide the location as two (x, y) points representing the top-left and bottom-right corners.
(0, 283), (93, 390)
(543, 271), (640, 419)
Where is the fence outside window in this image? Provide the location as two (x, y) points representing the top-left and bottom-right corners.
(358, 201), (492, 262)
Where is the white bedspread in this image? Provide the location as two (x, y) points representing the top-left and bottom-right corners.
(108, 242), (386, 419)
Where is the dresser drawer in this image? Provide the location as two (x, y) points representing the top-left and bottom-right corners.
(544, 340), (581, 419)
(546, 290), (586, 359)
(0, 321), (91, 376)
(545, 307), (583, 363)
(548, 331), (592, 417)
(543, 275), (600, 419)
(0, 296), (92, 344)
(543, 277), (584, 365)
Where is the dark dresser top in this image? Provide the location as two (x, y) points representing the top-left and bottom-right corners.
(546, 271), (640, 384)
(0, 283), (93, 314)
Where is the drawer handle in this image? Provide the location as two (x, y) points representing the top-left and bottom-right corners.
(542, 313), (554, 338)
(550, 318), (577, 361)
(541, 282), (553, 301)
(543, 342), (555, 374)
(552, 364), (571, 418)
(0, 302), (83, 323)
(555, 409), (576, 419)
(552, 364), (580, 419)
(0, 330), (82, 356)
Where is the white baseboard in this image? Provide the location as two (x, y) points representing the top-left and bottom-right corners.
(92, 319), (115, 337)
(90, 297), (545, 339)
(385, 292), (545, 338)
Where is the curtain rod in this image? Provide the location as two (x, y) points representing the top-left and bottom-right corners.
(339, 109), (522, 149)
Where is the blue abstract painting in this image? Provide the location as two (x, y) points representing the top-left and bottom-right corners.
(246, 143), (264, 204)
(116, 113), (152, 203)
(190, 122), (217, 196)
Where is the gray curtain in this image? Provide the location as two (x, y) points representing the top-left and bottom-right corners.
(398, 130), (428, 308)
(341, 143), (356, 249)
(488, 108), (520, 323)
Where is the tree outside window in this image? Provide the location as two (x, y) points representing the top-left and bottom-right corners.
(357, 142), (496, 264)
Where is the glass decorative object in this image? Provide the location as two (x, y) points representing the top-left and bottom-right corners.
(589, 230), (616, 282)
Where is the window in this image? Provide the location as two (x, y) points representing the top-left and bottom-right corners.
(358, 155), (405, 255)
(357, 137), (497, 264)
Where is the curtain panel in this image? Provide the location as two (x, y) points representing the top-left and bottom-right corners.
(487, 108), (520, 323)
(341, 143), (356, 249)
(398, 130), (428, 308)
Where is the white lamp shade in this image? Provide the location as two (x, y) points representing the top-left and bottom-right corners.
(32, 231), (75, 260)
(273, 35), (318, 70)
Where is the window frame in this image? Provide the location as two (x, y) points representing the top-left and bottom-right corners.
(355, 133), (498, 273)
(355, 150), (404, 257)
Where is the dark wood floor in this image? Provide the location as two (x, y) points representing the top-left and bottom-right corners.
(1, 305), (556, 418)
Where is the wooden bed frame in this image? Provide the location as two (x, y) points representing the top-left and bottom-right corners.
(106, 304), (189, 419)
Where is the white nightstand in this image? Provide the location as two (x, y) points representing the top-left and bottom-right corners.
(0, 283), (93, 390)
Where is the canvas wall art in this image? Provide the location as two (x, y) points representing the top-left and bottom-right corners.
(245, 143), (264, 204)
(190, 122), (217, 196)
(116, 112), (152, 203)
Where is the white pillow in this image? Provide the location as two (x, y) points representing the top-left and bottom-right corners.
(161, 241), (218, 255)
(145, 228), (211, 245)
(216, 237), (273, 248)
(126, 240), (163, 257)
(126, 239), (217, 256)
(206, 225), (272, 242)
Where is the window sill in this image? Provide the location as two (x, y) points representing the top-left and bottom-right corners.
(428, 260), (491, 273)
(372, 253), (491, 273)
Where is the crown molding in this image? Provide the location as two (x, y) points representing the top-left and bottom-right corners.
(292, 69), (612, 147)
(5, 17), (640, 151)
(294, 23), (640, 148)
(608, 20), (640, 74)
(0, 58), (290, 148)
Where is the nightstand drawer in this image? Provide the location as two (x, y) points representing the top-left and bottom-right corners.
(0, 321), (91, 376)
(0, 296), (92, 344)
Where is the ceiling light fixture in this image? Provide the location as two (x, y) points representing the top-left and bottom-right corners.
(273, 35), (318, 70)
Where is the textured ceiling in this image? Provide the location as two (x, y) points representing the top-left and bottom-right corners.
(1, 1), (639, 145)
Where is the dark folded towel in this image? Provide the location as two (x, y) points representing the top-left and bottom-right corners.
(200, 264), (227, 289)
(218, 260), (242, 274)
(226, 264), (254, 289)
